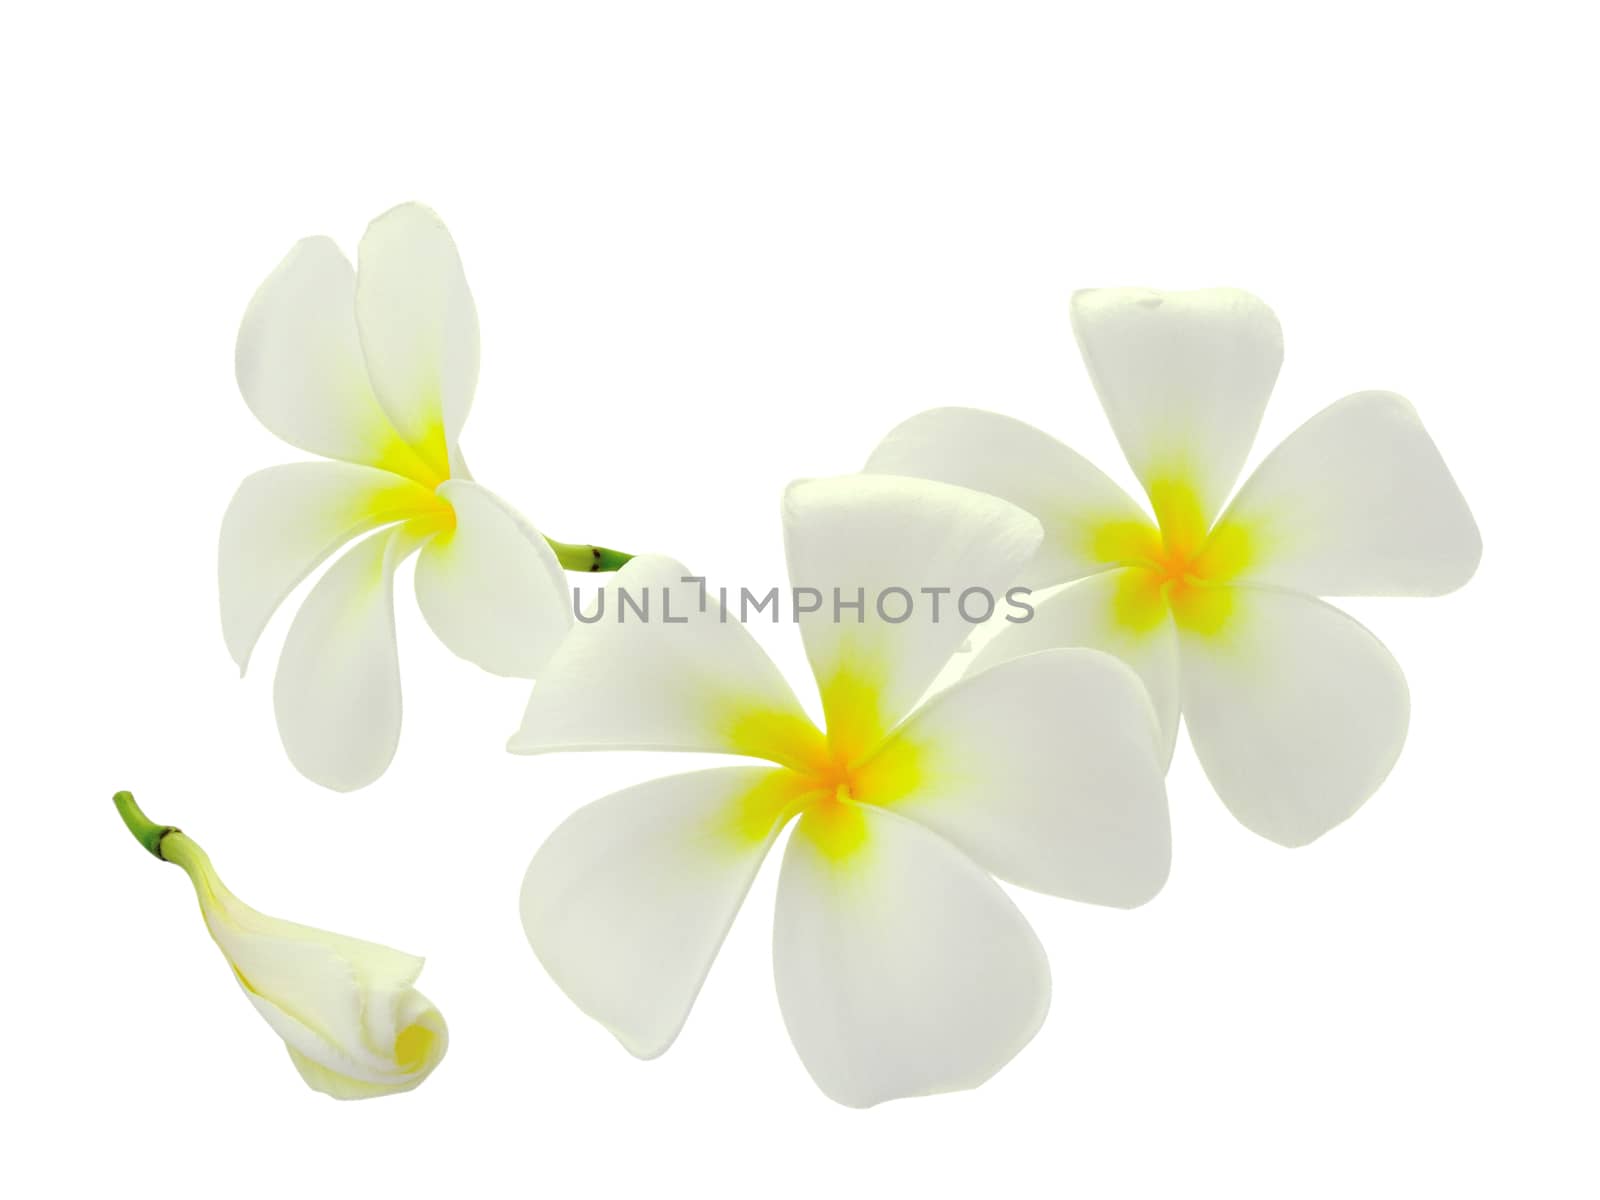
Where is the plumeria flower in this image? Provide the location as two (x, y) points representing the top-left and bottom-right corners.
(509, 475), (1170, 1107)
(867, 288), (1480, 847)
(114, 791), (447, 1099)
(221, 203), (628, 791)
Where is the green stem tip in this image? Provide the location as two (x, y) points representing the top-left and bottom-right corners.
(114, 790), (178, 861)
(545, 538), (634, 573)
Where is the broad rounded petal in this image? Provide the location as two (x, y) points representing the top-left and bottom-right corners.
(235, 236), (430, 477)
(783, 475), (1043, 755)
(509, 556), (822, 767)
(522, 767), (808, 1059)
(1214, 391), (1482, 597)
(1179, 587), (1410, 847)
(774, 804), (1049, 1108)
(878, 648), (1169, 907)
(969, 571), (1182, 766)
(1071, 287), (1283, 522)
(864, 407), (1149, 587)
(273, 524), (427, 791)
(414, 482), (571, 678)
(220, 462), (438, 674)
(355, 203), (478, 478)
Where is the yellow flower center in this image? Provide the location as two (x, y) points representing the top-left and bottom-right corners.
(359, 418), (459, 535)
(363, 412), (458, 532)
(726, 672), (924, 863)
(371, 406), (454, 492)
(360, 475), (458, 541)
(1094, 477), (1252, 636)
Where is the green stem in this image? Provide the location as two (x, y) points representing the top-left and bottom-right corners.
(114, 790), (179, 861)
(544, 537), (634, 573)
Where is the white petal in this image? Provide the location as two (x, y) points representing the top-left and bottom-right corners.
(355, 203), (479, 478)
(1214, 391), (1482, 596)
(1071, 287), (1283, 522)
(879, 648), (1170, 907)
(219, 462), (437, 673)
(273, 524), (427, 791)
(968, 570), (1183, 766)
(1179, 586), (1410, 847)
(235, 236), (433, 479)
(522, 767), (808, 1059)
(783, 475), (1042, 752)
(175, 834), (426, 1043)
(863, 407), (1149, 587)
(194, 875), (427, 1006)
(508, 556), (822, 765)
(414, 481), (571, 678)
(774, 803), (1049, 1107)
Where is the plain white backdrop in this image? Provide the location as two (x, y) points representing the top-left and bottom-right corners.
(4, 2), (1594, 1196)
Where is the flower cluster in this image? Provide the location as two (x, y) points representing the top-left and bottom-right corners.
(119, 210), (1476, 1106)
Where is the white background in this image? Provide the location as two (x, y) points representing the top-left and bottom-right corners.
(4, 3), (1595, 1196)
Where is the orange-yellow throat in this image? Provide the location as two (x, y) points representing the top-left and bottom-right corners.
(1096, 479), (1252, 636)
(725, 674), (924, 863)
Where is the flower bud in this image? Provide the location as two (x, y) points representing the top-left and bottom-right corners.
(116, 791), (446, 1099)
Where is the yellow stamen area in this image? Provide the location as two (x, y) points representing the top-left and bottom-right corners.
(724, 708), (831, 776)
(351, 400), (457, 529)
(373, 437), (448, 491)
(340, 473), (456, 597)
(367, 405), (454, 491)
(720, 770), (822, 843)
(818, 668), (888, 766)
(1094, 476), (1253, 637)
(801, 787), (871, 861)
(369, 476), (456, 532)
(393, 1023), (437, 1072)
(717, 673), (926, 865)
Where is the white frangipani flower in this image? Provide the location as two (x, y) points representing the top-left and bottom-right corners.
(221, 203), (623, 791)
(114, 792), (447, 1099)
(510, 475), (1170, 1107)
(867, 287), (1481, 847)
